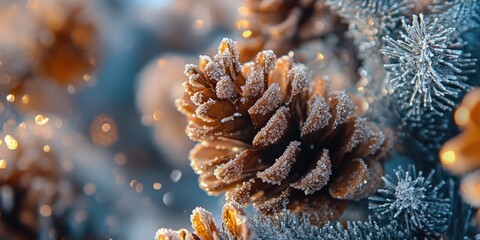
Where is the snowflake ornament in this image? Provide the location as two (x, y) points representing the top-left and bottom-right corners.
(381, 14), (474, 117)
(369, 165), (451, 237)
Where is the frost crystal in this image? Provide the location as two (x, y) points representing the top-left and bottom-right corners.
(369, 165), (451, 237)
(326, 0), (413, 101)
(251, 207), (404, 240)
(381, 14), (474, 116)
(431, 0), (480, 37)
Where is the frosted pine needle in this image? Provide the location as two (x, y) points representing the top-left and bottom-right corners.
(431, 0), (480, 36)
(369, 165), (451, 237)
(381, 14), (474, 116)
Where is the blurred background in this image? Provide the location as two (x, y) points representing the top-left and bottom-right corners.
(0, 0), (241, 239)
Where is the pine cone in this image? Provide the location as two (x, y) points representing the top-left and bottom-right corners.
(177, 38), (391, 224)
(0, 129), (77, 239)
(236, 0), (344, 62)
(156, 202), (251, 240)
(1, 0), (99, 100)
(36, 5), (98, 86)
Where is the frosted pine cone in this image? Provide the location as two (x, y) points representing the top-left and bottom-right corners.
(236, 0), (343, 62)
(0, 0), (99, 103)
(156, 202), (251, 240)
(0, 122), (77, 239)
(177, 38), (391, 224)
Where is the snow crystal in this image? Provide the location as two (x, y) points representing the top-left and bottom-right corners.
(216, 75), (236, 99)
(220, 112), (242, 123)
(242, 67), (265, 98)
(191, 92), (204, 105)
(227, 179), (255, 204)
(256, 50), (277, 75)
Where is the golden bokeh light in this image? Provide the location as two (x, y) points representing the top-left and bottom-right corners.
(35, 114), (49, 125)
(441, 150), (456, 165)
(21, 95), (30, 104)
(89, 114), (118, 147)
(43, 145), (51, 152)
(242, 30), (252, 38)
(236, 19), (249, 29)
(4, 135), (18, 150)
(0, 159), (7, 169)
(152, 110), (162, 121)
(6, 94), (15, 102)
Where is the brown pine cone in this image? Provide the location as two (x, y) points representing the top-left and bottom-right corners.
(1, 0), (99, 101)
(0, 129), (77, 239)
(156, 202), (251, 240)
(36, 5), (98, 86)
(236, 0), (344, 62)
(177, 38), (391, 225)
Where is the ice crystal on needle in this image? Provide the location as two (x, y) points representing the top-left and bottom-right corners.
(369, 165), (451, 237)
(381, 14), (474, 116)
(177, 38), (392, 225)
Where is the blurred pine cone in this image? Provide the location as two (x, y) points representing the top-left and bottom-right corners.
(236, 0), (344, 62)
(177, 38), (391, 224)
(0, 132), (77, 239)
(1, 0), (99, 104)
(156, 202), (251, 240)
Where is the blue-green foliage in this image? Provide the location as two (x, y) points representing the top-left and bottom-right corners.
(250, 207), (405, 240)
(369, 165), (451, 237)
(381, 14), (474, 117)
(431, 0), (480, 37)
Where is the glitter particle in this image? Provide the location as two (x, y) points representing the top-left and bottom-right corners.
(440, 150), (456, 165)
(35, 114), (49, 125)
(130, 180), (138, 188)
(6, 94), (15, 102)
(242, 30), (253, 38)
(0, 159), (7, 169)
(21, 95), (30, 104)
(4, 135), (18, 150)
(152, 110), (162, 121)
(43, 145), (51, 152)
